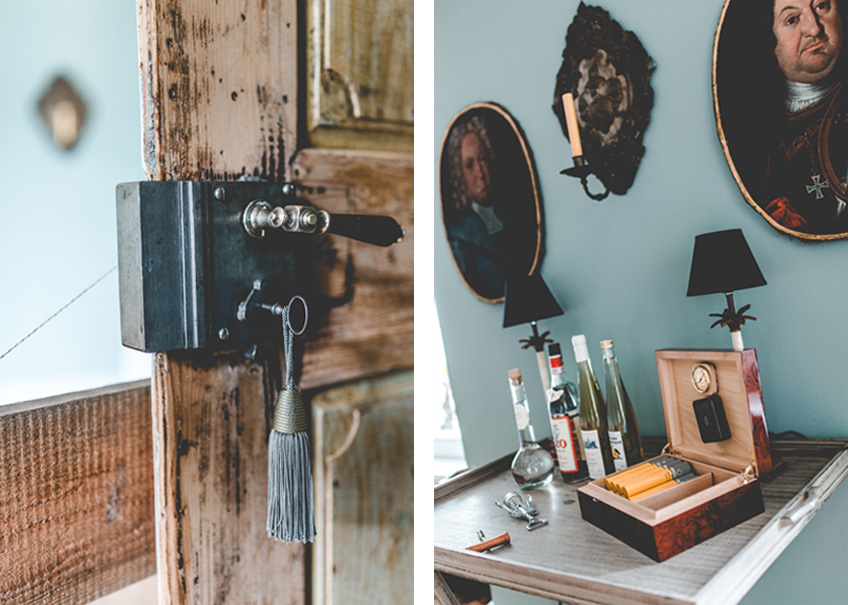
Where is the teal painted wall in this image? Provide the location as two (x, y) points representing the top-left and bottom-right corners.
(0, 2), (148, 404)
(434, 1), (848, 603)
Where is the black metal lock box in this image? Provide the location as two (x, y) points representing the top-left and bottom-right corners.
(116, 181), (298, 352)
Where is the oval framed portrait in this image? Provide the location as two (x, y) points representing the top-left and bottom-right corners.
(438, 103), (543, 302)
(713, 0), (848, 241)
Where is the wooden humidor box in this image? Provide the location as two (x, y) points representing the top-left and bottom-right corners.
(577, 349), (776, 562)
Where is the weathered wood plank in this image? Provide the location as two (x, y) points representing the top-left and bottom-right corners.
(137, 0), (298, 182)
(138, 2), (412, 603)
(311, 371), (414, 605)
(0, 382), (156, 604)
(292, 148), (414, 389)
(152, 352), (304, 604)
(138, 1), (305, 603)
(434, 572), (463, 605)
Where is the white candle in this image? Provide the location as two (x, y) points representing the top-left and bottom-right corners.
(561, 92), (583, 158)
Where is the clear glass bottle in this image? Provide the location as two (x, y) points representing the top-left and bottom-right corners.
(601, 339), (643, 471)
(507, 368), (555, 489)
(546, 343), (588, 482)
(571, 334), (613, 479)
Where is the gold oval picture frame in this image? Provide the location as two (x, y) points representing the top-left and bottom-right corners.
(713, 0), (848, 241)
(438, 102), (543, 303)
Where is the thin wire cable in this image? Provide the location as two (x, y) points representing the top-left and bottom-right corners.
(0, 266), (117, 362)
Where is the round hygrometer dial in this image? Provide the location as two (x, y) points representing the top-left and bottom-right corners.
(691, 364), (713, 394)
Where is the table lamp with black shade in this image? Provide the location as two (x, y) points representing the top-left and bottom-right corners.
(503, 272), (564, 391)
(687, 229), (767, 351)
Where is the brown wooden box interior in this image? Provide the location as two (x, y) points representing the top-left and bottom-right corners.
(579, 350), (763, 526)
(656, 350), (759, 474)
(580, 456), (747, 526)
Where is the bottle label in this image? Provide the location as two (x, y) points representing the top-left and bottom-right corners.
(549, 354), (564, 376)
(513, 404), (530, 430)
(581, 429), (606, 479)
(609, 431), (628, 471)
(550, 414), (578, 472)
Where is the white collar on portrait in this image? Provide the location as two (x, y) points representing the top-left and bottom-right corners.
(471, 202), (503, 235)
(785, 78), (835, 113)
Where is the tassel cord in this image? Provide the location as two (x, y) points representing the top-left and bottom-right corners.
(283, 305), (294, 390)
(267, 298), (315, 543)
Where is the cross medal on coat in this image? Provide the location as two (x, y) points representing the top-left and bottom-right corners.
(806, 175), (829, 199)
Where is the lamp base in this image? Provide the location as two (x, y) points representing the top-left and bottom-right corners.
(730, 330), (744, 352)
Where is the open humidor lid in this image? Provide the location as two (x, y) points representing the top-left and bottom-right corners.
(655, 349), (773, 477)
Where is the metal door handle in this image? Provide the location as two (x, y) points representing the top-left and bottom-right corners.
(243, 200), (404, 247)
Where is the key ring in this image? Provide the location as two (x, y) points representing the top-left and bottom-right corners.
(286, 295), (308, 335)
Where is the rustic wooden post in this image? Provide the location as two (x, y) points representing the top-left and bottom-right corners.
(137, 2), (304, 603)
(136, 1), (413, 603)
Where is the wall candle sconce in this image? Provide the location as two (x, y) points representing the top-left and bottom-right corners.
(559, 92), (609, 201)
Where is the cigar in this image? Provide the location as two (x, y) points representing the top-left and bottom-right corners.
(604, 456), (678, 495)
(466, 532), (511, 552)
(605, 460), (664, 494)
(630, 472), (697, 501)
(622, 461), (693, 499)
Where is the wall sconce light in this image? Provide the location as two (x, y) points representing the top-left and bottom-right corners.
(38, 76), (87, 151)
(559, 92), (610, 201)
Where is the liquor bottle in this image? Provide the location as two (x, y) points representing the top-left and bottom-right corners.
(571, 334), (613, 479)
(546, 343), (588, 482)
(507, 368), (555, 489)
(601, 339), (643, 471)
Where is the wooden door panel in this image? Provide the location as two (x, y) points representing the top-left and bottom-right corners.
(312, 371), (414, 604)
(292, 148), (413, 389)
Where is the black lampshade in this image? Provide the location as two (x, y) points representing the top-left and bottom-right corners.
(687, 229), (767, 297)
(503, 272), (564, 328)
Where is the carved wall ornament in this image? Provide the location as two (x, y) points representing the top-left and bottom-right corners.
(553, 3), (655, 197)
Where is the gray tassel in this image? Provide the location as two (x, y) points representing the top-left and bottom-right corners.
(267, 304), (315, 542)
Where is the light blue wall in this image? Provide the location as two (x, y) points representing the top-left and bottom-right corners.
(434, 1), (848, 603)
(0, 1), (149, 404)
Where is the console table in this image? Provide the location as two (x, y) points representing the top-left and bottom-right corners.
(434, 440), (848, 605)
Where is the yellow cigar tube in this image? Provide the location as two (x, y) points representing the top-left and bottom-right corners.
(630, 478), (676, 501)
(606, 456), (675, 491)
(615, 456), (674, 479)
(604, 456), (677, 496)
(630, 472), (697, 501)
(605, 463), (655, 494)
(621, 467), (671, 499)
(621, 461), (694, 499)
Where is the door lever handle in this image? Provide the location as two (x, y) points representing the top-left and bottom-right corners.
(325, 213), (405, 247)
(243, 200), (404, 247)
